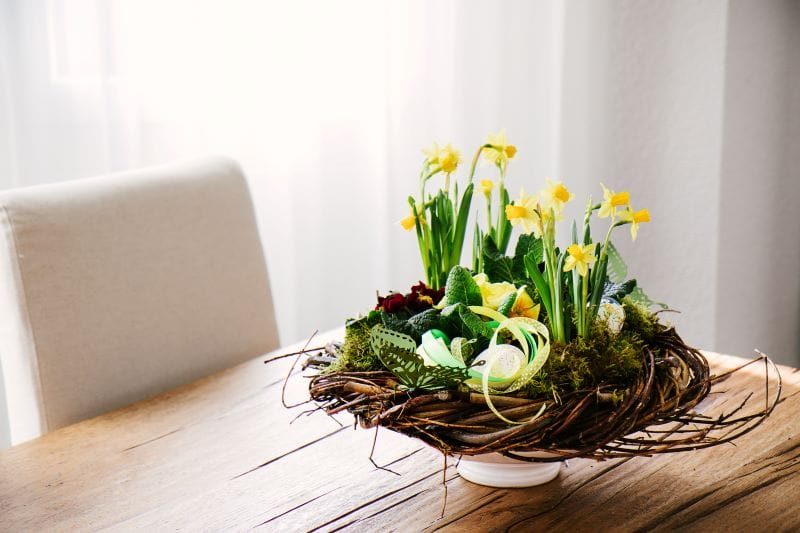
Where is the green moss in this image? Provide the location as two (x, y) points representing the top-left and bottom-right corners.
(326, 314), (383, 373)
(621, 297), (662, 343)
(521, 323), (646, 399)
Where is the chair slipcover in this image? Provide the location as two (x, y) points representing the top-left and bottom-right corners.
(0, 157), (278, 444)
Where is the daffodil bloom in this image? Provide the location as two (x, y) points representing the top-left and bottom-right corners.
(564, 243), (597, 277)
(438, 143), (461, 174)
(480, 179), (494, 198)
(400, 208), (425, 231)
(483, 130), (517, 167)
(422, 142), (441, 166)
(598, 183), (630, 219)
(473, 273), (517, 309)
(539, 178), (573, 217)
(505, 188), (541, 237)
(509, 287), (540, 320)
(618, 207), (651, 241)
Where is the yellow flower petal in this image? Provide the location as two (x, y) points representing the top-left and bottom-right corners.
(483, 130), (514, 166)
(480, 179), (495, 196)
(439, 143), (461, 173)
(505, 188), (542, 237)
(423, 142), (441, 165)
(400, 215), (416, 231)
(564, 243), (596, 277)
(510, 287), (539, 320)
(612, 191), (630, 207)
(505, 205), (528, 219)
(473, 274), (516, 309)
(599, 183), (630, 219)
(540, 178), (573, 216)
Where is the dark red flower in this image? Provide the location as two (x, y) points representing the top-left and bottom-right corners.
(375, 281), (444, 314)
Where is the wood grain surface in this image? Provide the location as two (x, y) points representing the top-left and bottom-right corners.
(1, 329), (798, 532)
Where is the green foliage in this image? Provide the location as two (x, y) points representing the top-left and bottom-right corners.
(407, 309), (446, 340)
(482, 236), (515, 283)
(444, 266), (482, 306)
(482, 233), (543, 286)
(441, 303), (493, 345)
(602, 279), (638, 303)
(512, 234), (543, 281)
(497, 291), (516, 316)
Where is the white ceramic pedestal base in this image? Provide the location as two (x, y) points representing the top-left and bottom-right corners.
(457, 452), (562, 488)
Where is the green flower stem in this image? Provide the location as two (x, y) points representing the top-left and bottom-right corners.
(467, 145), (490, 184)
(580, 268), (589, 335)
(571, 269), (581, 336)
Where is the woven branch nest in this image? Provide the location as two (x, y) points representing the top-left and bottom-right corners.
(300, 328), (781, 461)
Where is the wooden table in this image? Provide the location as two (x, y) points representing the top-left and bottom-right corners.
(1, 329), (798, 532)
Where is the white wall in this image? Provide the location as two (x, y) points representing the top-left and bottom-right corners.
(558, 0), (800, 365)
(715, 0), (800, 364)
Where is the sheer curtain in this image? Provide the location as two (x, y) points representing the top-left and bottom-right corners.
(1, 0), (798, 447)
(0, 0), (563, 347)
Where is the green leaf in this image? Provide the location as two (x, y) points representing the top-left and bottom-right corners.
(497, 291), (516, 316)
(450, 183), (474, 266)
(406, 309), (447, 340)
(379, 311), (416, 339)
(512, 234), (543, 281)
(482, 236), (515, 283)
(606, 241), (628, 283)
(524, 252), (551, 316)
(444, 266), (483, 306)
(602, 279), (637, 302)
(441, 303), (494, 341)
(499, 187), (512, 252)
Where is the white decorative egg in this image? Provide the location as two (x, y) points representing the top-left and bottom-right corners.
(472, 344), (527, 384)
(597, 301), (625, 335)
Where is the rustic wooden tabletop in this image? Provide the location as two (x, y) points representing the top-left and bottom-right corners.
(1, 329), (798, 532)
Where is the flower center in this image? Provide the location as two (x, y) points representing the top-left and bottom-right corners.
(611, 191), (630, 207)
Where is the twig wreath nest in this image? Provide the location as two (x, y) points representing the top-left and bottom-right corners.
(277, 132), (779, 464)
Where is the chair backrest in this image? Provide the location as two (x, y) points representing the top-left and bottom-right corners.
(0, 157), (279, 444)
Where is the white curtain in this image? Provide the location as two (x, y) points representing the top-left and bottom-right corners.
(1, 0), (798, 446)
(0, 0), (563, 346)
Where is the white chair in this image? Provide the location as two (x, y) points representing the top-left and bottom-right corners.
(0, 157), (279, 444)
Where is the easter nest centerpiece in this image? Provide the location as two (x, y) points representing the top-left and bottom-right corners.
(279, 132), (779, 487)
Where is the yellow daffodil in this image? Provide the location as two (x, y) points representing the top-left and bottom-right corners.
(473, 273), (517, 309)
(618, 207), (651, 241)
(509, 287), (540, 320)
(400, 208), (425, 231)
(539, 178), (573, 217)
(598, 183), (630, 219)
(483, 130), (517, 167)
(423, 142), (441, 166)
(505, 188), (541, 237)
(439, 143), (461, 174)
(564, 243), (597, 277)
(480, 179), (494, 198)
